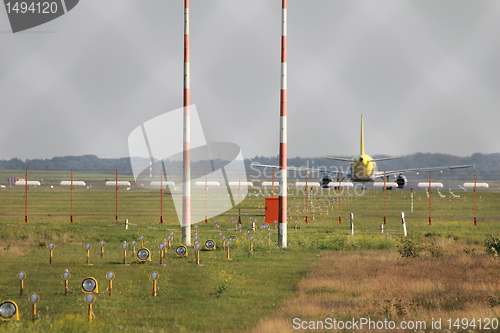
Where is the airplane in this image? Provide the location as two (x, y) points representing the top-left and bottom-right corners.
(253, 115), (470, 189)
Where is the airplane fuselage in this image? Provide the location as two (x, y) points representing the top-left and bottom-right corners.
(349, 153), (377, 182)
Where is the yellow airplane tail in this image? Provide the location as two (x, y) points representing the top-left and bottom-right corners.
(360, 115), (365, 156)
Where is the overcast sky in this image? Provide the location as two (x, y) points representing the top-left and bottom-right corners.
(1, 0), (500, 161)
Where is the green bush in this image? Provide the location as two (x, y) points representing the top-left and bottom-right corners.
(397, 235), (424, 258)
(484, 235), (500, 258)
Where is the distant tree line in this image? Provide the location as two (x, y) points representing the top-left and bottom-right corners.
(0, 155), (133, 173)
(0, 152), (499, 178)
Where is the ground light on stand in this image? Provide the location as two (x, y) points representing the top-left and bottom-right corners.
(139, 235), (145, 247)
(121, 242), (128, 265)
(106, 272), (115, 296)
(99, 241), (105, 258)
(0, 301), (19, 321)
(28, 293), (39, 322)
(150, 272), (159, 297)
(131, 241), (137, 258)
(47, 243), (55, 264)
(61, 270), (70, 296)
(267, 232), (272, 246)
(84, 243), (91, 265)
(249, 236), (254, 252)
(17, 271), (25, 296)
(84, 293), (95, 322)
(194, 243), (202, 265)
(158, 243), (166, 266)
(226, 241), (232, 260)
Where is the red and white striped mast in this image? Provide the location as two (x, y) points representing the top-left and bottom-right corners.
(182, 0), (191, 246)
(278, 0), (288, 248)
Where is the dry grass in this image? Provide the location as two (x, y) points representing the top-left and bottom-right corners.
(252, 247), (500, 332)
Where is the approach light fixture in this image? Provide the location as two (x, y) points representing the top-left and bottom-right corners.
(194, 243), (202, 266)
(139, 235), (145, 247)
(205, 239), (216, 251)
(267, 232), (272, 245)
(226, 241), (232, 260)
(106, 272), (115, 296)
(249, 236), (254, 252)
(0, 301), (19, 321)
(28, 293), (39, 322)
(175, 245), (188, 258)
(158, 243), (165, 265)
(84, 243), (91, 265)
(229, 235), (237, 242)
(84, 293), (95, 322)
(99, 241), (105, 258)
(47, 243), (55, 264)
(131, 240), (137, 257)
(137, 248), (151, 263)
(61, 269), (71, 295)
(150, 272), (159, 297)
(81, 277), (98, 294)
(17, 271), (26, 296)
(121, 241), (128, 265)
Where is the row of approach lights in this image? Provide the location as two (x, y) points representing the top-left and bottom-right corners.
(47, 227), (271, 266)
(0, 270), (161, 322)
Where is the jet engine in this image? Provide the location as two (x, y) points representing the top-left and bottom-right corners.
(321, 174), (332, 188)
(395, 174), (407, 188)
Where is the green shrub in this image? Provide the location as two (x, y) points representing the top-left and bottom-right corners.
(485, 235), (500, 258)
(397, 235), (424, 258)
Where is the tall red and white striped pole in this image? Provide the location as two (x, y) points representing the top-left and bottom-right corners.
(182, 0), (192, 246)
(278, 0), (288, 248)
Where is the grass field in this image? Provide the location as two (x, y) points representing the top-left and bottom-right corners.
(1, 171), (500, 332)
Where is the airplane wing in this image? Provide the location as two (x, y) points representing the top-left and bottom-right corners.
(251, 162), (342, 175)
(379, 164), (471, 177)
(321, 157), (352, 162)
(322, 156), (402, 162)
